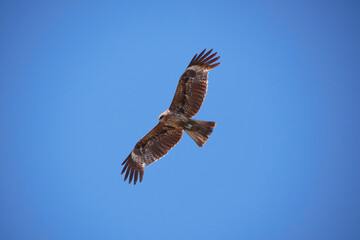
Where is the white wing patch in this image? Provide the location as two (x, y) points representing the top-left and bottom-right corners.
(131, 151), (145, 166)
(187, 65), (208, 72)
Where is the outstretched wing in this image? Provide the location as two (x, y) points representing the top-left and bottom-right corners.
(121, 123), (183, 185)
(169, 49), (220, 118)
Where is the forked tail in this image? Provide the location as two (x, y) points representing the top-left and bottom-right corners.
(184, 119), (216, 147)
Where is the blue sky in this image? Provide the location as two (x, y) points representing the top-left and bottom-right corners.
(1, 1), (360, 239)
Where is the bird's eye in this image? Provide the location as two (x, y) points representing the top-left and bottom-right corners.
(159, 115), (163, 120)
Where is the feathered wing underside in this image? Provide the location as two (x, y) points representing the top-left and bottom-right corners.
(121, 123), (183, 185)
(169, 49), (220, 118)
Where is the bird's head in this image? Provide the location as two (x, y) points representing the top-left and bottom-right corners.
(158, 109), (170, 122)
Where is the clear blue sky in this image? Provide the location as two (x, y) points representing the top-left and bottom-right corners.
(1, 1), (360, 239)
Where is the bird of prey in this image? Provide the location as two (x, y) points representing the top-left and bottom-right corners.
(121, 49), (220, 185)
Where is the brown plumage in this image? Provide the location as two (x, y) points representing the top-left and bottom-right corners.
(121, 49), (220, 185)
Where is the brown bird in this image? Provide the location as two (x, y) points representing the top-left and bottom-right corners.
(121, 49), (220, 185)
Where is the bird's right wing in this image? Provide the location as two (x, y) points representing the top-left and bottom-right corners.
(121, 122), (183, 185)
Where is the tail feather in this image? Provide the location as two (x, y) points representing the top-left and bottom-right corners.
(184, 119), (216, 147)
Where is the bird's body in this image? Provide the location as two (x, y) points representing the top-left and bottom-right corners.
(158, 109), (187, 128)
(121, 49), (220, 184)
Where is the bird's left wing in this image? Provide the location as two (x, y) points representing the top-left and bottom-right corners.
(121, 122), (183, 185)
(169, 49), (220, 118)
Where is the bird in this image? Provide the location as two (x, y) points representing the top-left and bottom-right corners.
(121, 49), (220, 185)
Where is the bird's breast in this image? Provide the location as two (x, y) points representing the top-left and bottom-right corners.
(163, 112), (188, 128)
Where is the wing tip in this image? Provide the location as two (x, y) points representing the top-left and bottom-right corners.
(121, 153), (145, 185)
(188, 49), (221, 70)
